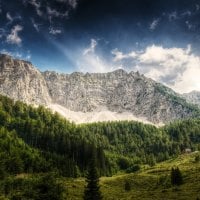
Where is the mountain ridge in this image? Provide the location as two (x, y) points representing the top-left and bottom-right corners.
(183, 91), (200, 107)
(0, 54), (199, 124)
(0, 54), (51, 105)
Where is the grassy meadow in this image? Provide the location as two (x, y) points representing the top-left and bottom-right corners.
(65, 152), (200, 200)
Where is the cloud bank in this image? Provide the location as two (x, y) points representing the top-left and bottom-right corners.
(49, 37), (200, 94)
(112, 45), (200, 93)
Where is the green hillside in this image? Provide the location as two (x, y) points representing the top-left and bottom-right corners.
(0, 94), (200, 199)
(65, 152), (200, 200)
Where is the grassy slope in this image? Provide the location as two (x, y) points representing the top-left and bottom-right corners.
(65, 152), (200, 200)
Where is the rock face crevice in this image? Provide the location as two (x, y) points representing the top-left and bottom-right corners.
(0, 54), (199, 124)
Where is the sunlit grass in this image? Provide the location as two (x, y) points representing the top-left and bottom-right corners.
(65, 152), (200, 200)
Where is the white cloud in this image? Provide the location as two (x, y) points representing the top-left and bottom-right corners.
(23, 0), (77, 23)
(49, 27), (62, 35)
(167, 10), (195, 22)
(47, 6), (59, 17)
(185, 21), (195, 30)
(0, 28), (5, 38)
(56, 0), (79, 9)
(6, 12), (22, 24)
(111, 48), (137, 62)
(25, 0), (42, 16)
(181, 10), (192, 17)
(77, 54), (114, 73)
(32, 0), (42, 16)
(68, 0), (78, 8)
(26, 51), (31, 60)
(0, 49), (22, 58)
(31, 18), (40, 32)
(6, 12), (13, 22)
(6, 25), (23, 45)
(76, 39), (119, 73)
(50, 38), (117, 74)
(0, 49), (31, 61)
(47, 6), (68, 19)
(111, 45), (200, 93)
(53, 38), (200, 93)
(149, 18), (160, 30)
(168, 11), (178, 21)
(83, 39), (98, 55)
(0, 49), (12, 56)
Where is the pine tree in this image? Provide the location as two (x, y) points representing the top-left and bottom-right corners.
(84, 148), (102, 200)
(33, 173), (65, 200)
(195, 154), (200, 162)
(124, 180), (131, 191)
(171, 167), (183, 186)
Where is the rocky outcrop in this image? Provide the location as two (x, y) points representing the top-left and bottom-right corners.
(43, 69), (199, 124)
(0, 54), (199, 124)
(182, 91), (200, 107)
(0, 54), (51, 105)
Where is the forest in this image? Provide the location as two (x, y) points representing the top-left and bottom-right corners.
(0, 94), (200, 199)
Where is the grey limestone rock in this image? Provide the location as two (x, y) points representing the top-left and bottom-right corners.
(0, 54), (199, 124)
(182, 91), (200, 107)
(0, 54), (51, 105)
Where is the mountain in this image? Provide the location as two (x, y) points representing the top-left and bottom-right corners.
(0, 54), (51, 105)
(0, 54), (199, 124)
(183, 91), (200, 107)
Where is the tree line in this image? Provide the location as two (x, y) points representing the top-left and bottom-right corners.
(0, 94), (200, 199)
(0, 94), (200, 175)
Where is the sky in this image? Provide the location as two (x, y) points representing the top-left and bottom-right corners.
(0, 0), (200, 93)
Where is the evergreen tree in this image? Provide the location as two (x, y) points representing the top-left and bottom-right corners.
(171, 167), (183, 186)
(124, 180), (131, 191)
(84, 148), (102, 200)
(33, 173), (65, 200)
(195, 154), (200, 162)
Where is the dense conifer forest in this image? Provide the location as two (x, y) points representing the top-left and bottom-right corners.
(0, 94), (200, 198)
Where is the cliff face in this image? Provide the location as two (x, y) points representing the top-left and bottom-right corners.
(43, 70), (198, 123)
(0, 54), (199, 124)
(0, 54), (51, 105)
(183, 91), (200, 107)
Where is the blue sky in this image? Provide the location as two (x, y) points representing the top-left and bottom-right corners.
(0, 0), (200, 93)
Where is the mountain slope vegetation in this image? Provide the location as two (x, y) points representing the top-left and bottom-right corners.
(0, 94), (199, 199)
(65, 152), (200, 200)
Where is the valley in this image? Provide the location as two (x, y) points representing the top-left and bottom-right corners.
(1, 0), (200, 199)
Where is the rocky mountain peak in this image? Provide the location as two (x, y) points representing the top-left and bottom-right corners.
(43, 68), (199, 124)
(0, 54), (199, 124)
(183, 90), (200, 107)
(0, 54), (51, 105)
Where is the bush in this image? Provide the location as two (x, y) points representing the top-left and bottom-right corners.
(195, 154), (200, 163)
(2, 173), (66, 200)
(124, 180), (131, 191)
(126, 164), (141, 173)
(117, 157), (131, 170)
(171, 167), (183, 186)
